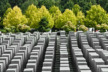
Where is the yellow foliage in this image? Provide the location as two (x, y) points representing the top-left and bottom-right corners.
(28, 5), (54, 29)
(77, 11), (85, 26)
(63, 9), (77, 26)
(3, 6), (28, 28)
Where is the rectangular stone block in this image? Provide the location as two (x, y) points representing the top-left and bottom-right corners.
(60, 67), (70, 72)
(23, 68), (34, 72)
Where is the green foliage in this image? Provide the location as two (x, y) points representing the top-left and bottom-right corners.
(0, 17), (3, 28)
(64, 0), (74, 10)
(0, 0), (11, 17)
(2, 0), (108, 33)
(0, 29), (7, 33)
(98, 0), (107, 8)
(101, 24), (108, 30)
(79, 25), (88, 32)
(37, 5), (54, 29)
(3, 6), (28, 29)
(49, 6), (62, 29)
(60, 0), (69, 6)
(3, 8), (12, 18)
(4, 26), (16, 33)
(54, 13), (63, 29)
(105, 3), (108, 12)
(38, 16), (50, 32)
(62, 21), (76, 32)
(25, 5), (54, 29)
(25, 4), (37, 26)
(78, 0), (85, 7)
(82, 2), (92, 15)
(63, 9), (77, 26)
(0, 7), (12, 29)
(38, 0), (55, 9)
(85, 5), (108, 28)
(1, 0), (108, 17)
(0, 0), (11, 28)
(72, 4), (81, 16)
(21, 0), (38, 13)
(55, 9), (77, 29)
(25, 4), (37, 18)
(77, 11), (85, 28)
(96, 24), (101, 30)
(17, 24), (30, 32)
(9, 0), (23, 7)
(96, 23), (108, 32)
(91, 0), (97, 5)
(49, 6), (61, 17)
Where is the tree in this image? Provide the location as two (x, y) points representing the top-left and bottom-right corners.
(49, 6), (61, 27)
(72, 4), (81, 16)
(79, 25), (88, 32)
(38, 0), (55, 9)
(82, 2), (92, 15)
(38, 16), (50, 32)
(25, 4), (37, 26)
(62, 21), (76, 32)
(96, 23), (108, 32)
(21, 0), (38, 13)
(0, 17), (1, 21)
(64, 0), (74, 10)
(18, 24), (30, 32)
(0, 17), (2, 28)
(25, 4), (37, 17)
(63, 9), (77, 26)
(0, 0), (11, 17)
(105, 3), (108, 12)
(55, 0), (61, 7)
(9, 0), (28, 7)
(77, 11), (85, 28)
(85, 5), (108, 28)
(73, 0), (78, 4)
(3, 8), (12, 18)
(37, 5), (54, 29)
(54, 13), (63, 29)
(60, 0), (69, 6)
(91, 0), (97, 5)
(0, 8), (12, 28)
(55, 9), (77, 29)
(0, 1), (11, 28)
(98, 0), (107, 8)
(3, 6), (28, 28)
(25, 5), (54, 29)
(78, 0), (85, 7)
(49, 6), (61, 17)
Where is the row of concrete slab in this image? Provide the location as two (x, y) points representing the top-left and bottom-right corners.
(1, 31), (108, 72)
(59, 31), (70, 72)
(76, 31), (108, 72)
(41, 33), (57, 72)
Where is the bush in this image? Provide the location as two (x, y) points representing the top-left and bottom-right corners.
(79, 25), (88, 32)
(0, 29), (7, 33)
(38, 17), (51, 32)
(62, 21), (76, 32)
(96, 24), (101, 30)
(17, 24), (31, 33)
(96, 23), (108, 32)
(4, 26), (17, 33)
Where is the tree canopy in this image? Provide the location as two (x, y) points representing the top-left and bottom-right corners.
(3, 6), (28, 28)
(85, 5), (108, 28)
